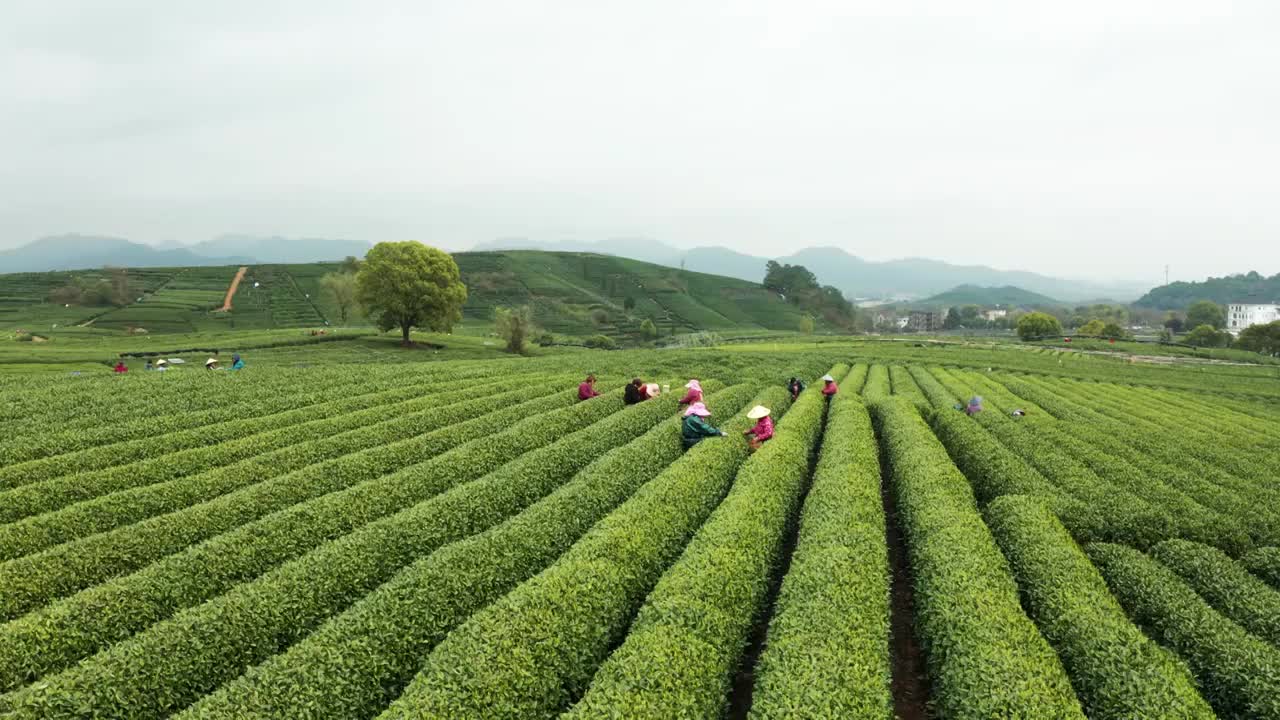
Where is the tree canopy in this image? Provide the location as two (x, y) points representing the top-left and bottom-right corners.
(495, 305), (535, 354)
(1016, 311), (1063, 340)
(356, 241), (467, 345)
(1185, 300), (1226, 330)
(1185, 324), (1230, 348)
(1234, 320), (1280, 355)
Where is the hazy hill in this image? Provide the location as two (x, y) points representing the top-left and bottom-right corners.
(473, 239), (1142, 302)
(0, 234), (371, 272)
(1134, 271), (1280, 310)
(0, 235), (252, 273)
(919, 284), (1061, 307)
(188, 235), (373, 264)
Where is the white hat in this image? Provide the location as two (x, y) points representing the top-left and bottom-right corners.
(205, 358), (218, 366)
(821, 374), (835, 382)
(747, 405), (771, 420)
(684, 379), (702, 391)
(645, 383), (660, 396)
(155, 359), (168, 366)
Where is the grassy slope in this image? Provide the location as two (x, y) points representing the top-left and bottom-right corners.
(454, 250), (808, 339)
(920, 284), (1060, 307)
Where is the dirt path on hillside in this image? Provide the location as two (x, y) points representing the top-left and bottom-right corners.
(216, 267), (249, 312)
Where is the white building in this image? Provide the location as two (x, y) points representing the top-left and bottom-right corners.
(983, 309), (1008, 322)
(1226, 303), (1280, 334)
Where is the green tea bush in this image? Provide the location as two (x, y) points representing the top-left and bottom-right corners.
(986, 496), (1214, 719)
(563, 367), (840, 718)
(872, 397), (1084, 720)
(181, 384), (758, 720)
(0, 384), (572, 624)
(0, 376), (541, 559)
(0, 387), (583, 691)
(748, 390), (891, 719)
(1088, 542), (1280, 719)
(1244, 547), (1280, 591)
(376, 387), (793, 719)
(1153, 540), (1280, 647)
(0, 387), (664, 717)
(861, 364), (890, 401)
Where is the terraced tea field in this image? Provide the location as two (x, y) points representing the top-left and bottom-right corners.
(0, 346), (1277, 718)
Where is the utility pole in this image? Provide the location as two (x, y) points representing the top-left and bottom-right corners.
(1165, 265), (1169, 286)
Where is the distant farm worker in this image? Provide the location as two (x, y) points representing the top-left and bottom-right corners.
(231, 354), (245, 371)
(144, 360), (154, 371)
(678, 380), (703, 406)
(820, 374), (838, 396)
(965, 396), (983, 416)
(681, 402), (726, 450)
(1011, 408), (1027, 417)
(743, 405), (774, 452)
(578, 374), (601, 400)
(155, 359), (169, 372)
(113, 360), (128, 374)
(205, 358), (220, 370)
(624, 378), (647, 405)
(787, 377), (806, 400)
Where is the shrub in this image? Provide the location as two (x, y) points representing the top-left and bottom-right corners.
(1088, 543), (1280, 719)
(871, 397), (1083, 719)
(564, 368), (840, 718)
(0, 385), (581, 690)
(749, 389), (891, 719)
(1152, 540), (1280, 647)
(1244, 547), (1280, 591)
(584, 334), (616, 349)
(375, 387), (794, 719)
(986, 497), (1214, 719)
(182, 384), (756, 720)
(0, 388), (653, 717)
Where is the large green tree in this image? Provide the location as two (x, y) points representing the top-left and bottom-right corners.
(356, 241), (467, 345)
(1016, 311), (1063, 340)
(1235, 320), (1280, 355)
(1077, 319), (1106, 336)
(1185, 300), (1226, 330)
(1185, 324), (1229, 348)
(495, 305), (535, 354)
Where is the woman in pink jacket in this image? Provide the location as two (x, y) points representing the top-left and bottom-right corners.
(678, 379), (703, 407)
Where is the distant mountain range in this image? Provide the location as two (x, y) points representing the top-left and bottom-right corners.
(3, 233), (1147, 302)
(0, 234), (373, 273)
(1134, 271), (1280, 310)
(472, 238), (1146, 302)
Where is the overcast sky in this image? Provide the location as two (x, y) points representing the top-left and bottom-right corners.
(2, 1), (1277, 283)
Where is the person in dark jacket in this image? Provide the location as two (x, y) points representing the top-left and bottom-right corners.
(787, 377), (806, 400)
(681, 402), (725, 450)
(624, 378), (647, 405)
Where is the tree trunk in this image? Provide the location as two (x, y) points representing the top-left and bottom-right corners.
(401, 323), (412, 346)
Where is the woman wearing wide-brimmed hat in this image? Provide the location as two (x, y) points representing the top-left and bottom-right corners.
(678, 379), (703, 407)
(680, 401), (725, 450)
(820, 373), (838, 397)
(205, 358), (220, 370)
(743, 405), (774, 452)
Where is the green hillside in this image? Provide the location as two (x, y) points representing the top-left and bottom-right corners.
(1, 251), (811, 341)
(920, 284), (1061, 307)
(1135, 271), (1280, 310)
(453, 251), (809, 339)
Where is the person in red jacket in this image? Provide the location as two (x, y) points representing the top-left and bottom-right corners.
(578, 374), (601, 400)
(820, 374), (838, 396)
(743, 405), (774, 452)
(678, 379), (703, 406)
(112, 360), (127, 374)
